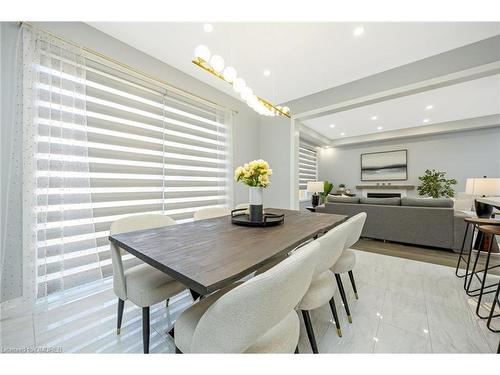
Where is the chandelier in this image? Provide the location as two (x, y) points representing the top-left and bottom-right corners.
(192, 45), (291, 118)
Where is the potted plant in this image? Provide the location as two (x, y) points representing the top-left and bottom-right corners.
(234, 160), (272, 222)
(319, 181), (334, 204)
(417, 169), (457, 198)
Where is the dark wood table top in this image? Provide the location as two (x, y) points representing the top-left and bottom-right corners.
(109, 208), (347, 295)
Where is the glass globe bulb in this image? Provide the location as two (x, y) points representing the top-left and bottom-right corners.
(241, 87), (253, 101)
(233, 78), (246, 93)
(194, 45), (211, 62)
(223, 66), (237, 82)
(248, 95), (258, 107)
(210, 55), (225, 73)
(282, 106), (290, 114)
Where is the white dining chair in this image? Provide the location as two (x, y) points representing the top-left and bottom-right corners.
(298, 221), (349, 353)
(193, 207), (231, 220)
(331, 212), (367, 323)
(110, 214), (188, 353)
(173, 240), (321, 353)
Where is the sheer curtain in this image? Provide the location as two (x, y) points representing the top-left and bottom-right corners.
(1, 23), (25, 305)
(22, 26), (101, 300)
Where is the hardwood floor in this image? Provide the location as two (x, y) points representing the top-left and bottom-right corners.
(353, 238), (459, 267)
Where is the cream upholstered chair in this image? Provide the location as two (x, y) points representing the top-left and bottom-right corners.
(331, 212), (367, 323)
(193, 207), (231, 220)
(173, 241), (321, 353)
(298, 221), (349, 353)
(110, 214), (188, 353)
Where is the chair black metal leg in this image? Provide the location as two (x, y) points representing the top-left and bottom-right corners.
(166, 298), (170, 307)
(464, 225), (477, 290)
(301, 310), (318, 354)
(329, 297), (342, 337)
(335, 273), (352, 323)
(486, 281), (500, 333)
(142, 306), (150, 354)
(294, 346), (299, 354)
(455, 222), (470, 278)
(189, 289), (201, 301)
(175, 346), (182, 354)
(117, 298), (124, 335)
(348, 270), (358, 299)
(466, 243), (481, 296)
(475, 239), (494, 319)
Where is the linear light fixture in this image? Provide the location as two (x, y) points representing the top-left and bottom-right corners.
(192, 45), (291, 118)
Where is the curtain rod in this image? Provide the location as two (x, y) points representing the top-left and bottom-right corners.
(20, 22), (238, 114)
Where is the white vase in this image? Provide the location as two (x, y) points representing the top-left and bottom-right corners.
(249, 186), (263, 222)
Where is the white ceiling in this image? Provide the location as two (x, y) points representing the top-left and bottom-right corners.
(303, 74), (500, 139)
(88, 22), (500, 104)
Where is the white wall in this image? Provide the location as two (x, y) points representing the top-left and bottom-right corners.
(318, 127), (500, 196)
(259, 116), (294, 208)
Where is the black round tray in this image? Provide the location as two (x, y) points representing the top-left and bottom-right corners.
(230, 208), (285, 227)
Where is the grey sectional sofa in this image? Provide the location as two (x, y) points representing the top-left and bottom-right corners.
(316, 196), (473, 252)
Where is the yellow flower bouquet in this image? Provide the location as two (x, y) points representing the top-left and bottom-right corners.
(234, 159), (273, 188)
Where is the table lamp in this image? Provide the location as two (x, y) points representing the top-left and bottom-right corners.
(465, 177), (500, 217)
(307, 181), (324, 207)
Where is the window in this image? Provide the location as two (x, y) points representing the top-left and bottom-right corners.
(31, 38), (232, 297)
(298, 140), (318, 200)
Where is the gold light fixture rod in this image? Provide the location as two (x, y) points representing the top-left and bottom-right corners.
(192, 57), (291, 118)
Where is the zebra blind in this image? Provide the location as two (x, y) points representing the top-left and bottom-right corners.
(298, 140), (318, 190)
(34, 48), (231, 297)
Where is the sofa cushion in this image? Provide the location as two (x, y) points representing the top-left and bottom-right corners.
(401, 197), (454, 208)
(359, 197), (401, 206)
(327, 196), (360, 204)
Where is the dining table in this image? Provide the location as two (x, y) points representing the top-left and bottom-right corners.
(108, 208), (347, 296)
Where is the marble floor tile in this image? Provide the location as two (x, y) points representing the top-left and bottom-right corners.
(318, 315), (379, 353)
(423, 274), (470, 311)
(373, 323), (432, 353)
(426, 302), (492, 353)
(380, 289), (429, 337)
(0, 314), (35, 349)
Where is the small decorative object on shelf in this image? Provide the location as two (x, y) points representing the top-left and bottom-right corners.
(338, 183), (346, 193)
(234, 159), (272, 222)
(307, 181), (324, 207)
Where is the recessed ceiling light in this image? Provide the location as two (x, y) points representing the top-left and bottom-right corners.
(371, 115), (378, 121)
(263, 69), (271, 77)
(377, 126), (383, 130)
(426, 105), (434, 110)
(203, 23), (213, 33)
(330, 124), (336, 128)
(340, 132), (346, 136)
(353, 26), (365, 36)
(423, 118), (430, 123)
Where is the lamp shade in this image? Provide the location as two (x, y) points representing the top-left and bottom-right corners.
(307, 181), (324, 194)
(465, 178), (500, 196)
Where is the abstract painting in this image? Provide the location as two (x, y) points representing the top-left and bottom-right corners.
(361, 150), (407, 181)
